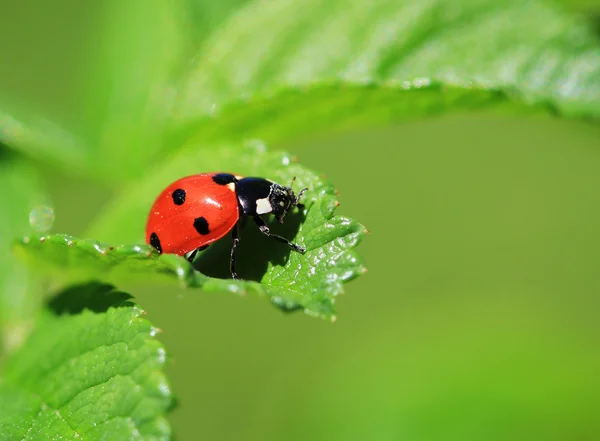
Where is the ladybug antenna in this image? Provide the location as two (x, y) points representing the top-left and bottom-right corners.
(289, 176), (308, 206)
(295, 187), (308, 206)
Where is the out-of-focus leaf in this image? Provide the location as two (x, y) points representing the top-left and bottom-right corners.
(0, 106), (87, 172)
(173, 0), (600, 144)
(79, 0), (189, 181)
(0, 151), (50, 356)
(187, 0), (252, 41)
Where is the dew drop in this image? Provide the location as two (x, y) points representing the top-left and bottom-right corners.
(157, 380), (171, 397)
(29, 205), (55, 232)
(157, 347), (167, 364)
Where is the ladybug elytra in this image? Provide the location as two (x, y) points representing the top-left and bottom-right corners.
(145, 173), (307, 280)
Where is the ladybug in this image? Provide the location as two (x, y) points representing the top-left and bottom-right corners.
(145, 173), (308, 280)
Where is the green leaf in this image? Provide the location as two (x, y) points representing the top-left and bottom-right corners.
(18, 142), (366, 320)
(0, 283), (171, 440)
(187, 0), (253, 42)
(0, 106), (88, 173)
(173, 0), (600, 142)
(0, 151), (50, 355)
(1, 0), (190, 183)
(79, 0), (189, 181)
(1, 0), (190, 182)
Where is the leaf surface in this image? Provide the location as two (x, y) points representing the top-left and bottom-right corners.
(0, 107), (87, 173)
(0, 284), (171, 441)
(173, 0), (600, 143)
(187, 0), (253, 42)
(80, 0), (189, 181)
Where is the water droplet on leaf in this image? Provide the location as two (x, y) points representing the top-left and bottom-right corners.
(29, 205), (55, 232)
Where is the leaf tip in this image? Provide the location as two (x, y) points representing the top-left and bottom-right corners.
(150, 326), (163, 337)
(131, 305), (147, 318)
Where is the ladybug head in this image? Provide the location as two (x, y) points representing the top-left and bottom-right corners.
(269, 179), (308, 224)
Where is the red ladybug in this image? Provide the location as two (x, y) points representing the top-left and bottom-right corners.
(145, 173), (307, 280)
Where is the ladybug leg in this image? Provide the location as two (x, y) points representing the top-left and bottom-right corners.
(230, 222), (242, 280)
(186, 249), (198, 263)
(253, 216), (306, 254)
(186, 245), (209, 263)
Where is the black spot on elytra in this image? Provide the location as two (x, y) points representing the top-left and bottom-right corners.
(193, 217), (210, 235)
(172, 188), (186, 205)
(212, 173), (236, 185)
(150, 232), (162, 253)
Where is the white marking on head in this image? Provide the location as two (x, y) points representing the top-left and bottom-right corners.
(234, 175), (244, 180)
(256, 198), (272, 214)
(226, 182), (236, 192)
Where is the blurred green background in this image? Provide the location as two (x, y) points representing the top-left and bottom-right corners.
(1, 0), (600, 440)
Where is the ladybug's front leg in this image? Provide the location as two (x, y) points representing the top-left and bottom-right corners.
(253, 216), (306, 254)
(230, 222), (241, 280)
